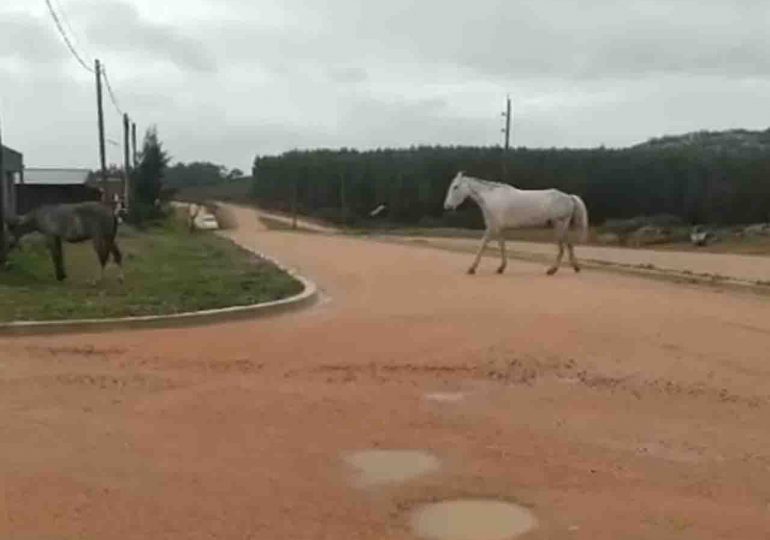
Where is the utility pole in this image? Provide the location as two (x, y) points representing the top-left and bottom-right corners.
(340, 171), (347, 227)
(500, 95), (512, 182)
(123, 113), (130, 209)
(95, 59), (107, 200)
(131, 122), (138, 167)
(291, 173), (298, 230)
(0, 116), (6, 264)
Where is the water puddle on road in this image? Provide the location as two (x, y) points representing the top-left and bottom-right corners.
(424, 392), (466, 403)
(411, 499), (537, 540)
(344, 450), (440, 487)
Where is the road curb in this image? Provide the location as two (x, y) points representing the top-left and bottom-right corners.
(0, 249), (318, 337)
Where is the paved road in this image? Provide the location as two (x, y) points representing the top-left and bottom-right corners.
(1, 205), (769, 539)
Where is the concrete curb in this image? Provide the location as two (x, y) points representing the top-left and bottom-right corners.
(0, 249), (318, 337)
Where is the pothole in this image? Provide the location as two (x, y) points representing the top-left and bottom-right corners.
(424, 392), (466, 403)
(344, 450), (440, 487)
(411, 499), (537, 540)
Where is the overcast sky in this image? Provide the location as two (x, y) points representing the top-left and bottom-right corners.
(2, 0), (770, 171)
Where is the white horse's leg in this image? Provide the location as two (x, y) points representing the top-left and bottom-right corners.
(468, 230), (492, 274)
(497, 234), (507, 274)
(567, 242), (581, 273)
(547, 219), (570, 276)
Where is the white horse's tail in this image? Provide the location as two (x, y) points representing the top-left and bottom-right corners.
(570, 195), (589, 243)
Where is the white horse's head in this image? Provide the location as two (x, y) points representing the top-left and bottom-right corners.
(444, 171), (471, 210)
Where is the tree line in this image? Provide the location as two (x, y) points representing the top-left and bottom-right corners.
(250, 131), (770, 228)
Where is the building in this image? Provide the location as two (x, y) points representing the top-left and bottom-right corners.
(17, 167), (102, 215)
(1, 144), (23, 218)
(85, 172), (125, 204)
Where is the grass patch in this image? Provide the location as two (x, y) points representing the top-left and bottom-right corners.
(0, 219), (303, 322)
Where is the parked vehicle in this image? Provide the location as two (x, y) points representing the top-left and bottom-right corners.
(194, 212), (219, 231)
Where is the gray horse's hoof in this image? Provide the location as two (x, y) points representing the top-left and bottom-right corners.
(497, 266), (506, 274)
(467, 267), (476, 275)
(573, 266), (581, 273)
(546, 267), (557, 276)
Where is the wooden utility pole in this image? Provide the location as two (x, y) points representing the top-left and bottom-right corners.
(95, 59), (107, 199)
(291, 174), (298, 230)
(501, 95), (512, 182)
(0, 116), (6, 264)
(131, 122), (138, 167)
(123, 113), (130, 209)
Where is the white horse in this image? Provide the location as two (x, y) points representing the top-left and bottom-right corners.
(443, 172), (589, 275)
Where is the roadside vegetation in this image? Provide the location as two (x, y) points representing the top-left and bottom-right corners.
(0, 217), (302, 322)
(0, 127), (302, 323)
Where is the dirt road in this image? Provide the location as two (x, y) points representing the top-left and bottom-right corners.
(2, 205), (769, 539)
(387, 235), (770, 287)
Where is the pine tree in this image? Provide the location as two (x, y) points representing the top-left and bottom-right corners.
(130, 126), (169, 223)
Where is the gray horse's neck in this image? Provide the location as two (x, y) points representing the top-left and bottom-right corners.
(13, 213), (39, 238)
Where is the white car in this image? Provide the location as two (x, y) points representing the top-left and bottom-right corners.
(194, 213), (219, 231)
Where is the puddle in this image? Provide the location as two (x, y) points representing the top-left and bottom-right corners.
(344, 450), (440, 486)
(411, 499), (536, 540)
(424, 392), (466, 403)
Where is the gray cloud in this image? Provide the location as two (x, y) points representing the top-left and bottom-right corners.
(0, 13), (68, 65)
(245, 0), (770, 80)
(328, 67), (368, 85)
(76, 0), (216, 72)
(3, 0), (770, 171)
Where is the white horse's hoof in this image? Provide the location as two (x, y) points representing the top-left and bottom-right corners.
(497, 267), (506, 274)
(546, 267), (558, 276)
(467, 268), (476, 275)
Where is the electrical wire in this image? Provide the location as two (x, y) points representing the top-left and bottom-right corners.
(53, 0), (92, 63)
(44, 0), (94, 73)
(102, 67), (124, 116)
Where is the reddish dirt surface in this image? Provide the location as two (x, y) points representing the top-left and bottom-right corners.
(2, 205), (770, 539)
(389, 235), (770, 286)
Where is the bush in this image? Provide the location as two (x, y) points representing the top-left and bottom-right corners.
(127, 202), (168, 228)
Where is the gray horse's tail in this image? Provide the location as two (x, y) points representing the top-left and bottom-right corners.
(570, 195), (589, 243)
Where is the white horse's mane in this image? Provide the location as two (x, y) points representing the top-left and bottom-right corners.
(461, 174), (508, 191)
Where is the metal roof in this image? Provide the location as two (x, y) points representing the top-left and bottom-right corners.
(23, 167), (92, 186)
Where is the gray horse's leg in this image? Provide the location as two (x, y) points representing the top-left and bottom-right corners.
(110, 240), (124, 283)
(497, 234), (507, 274)
(48, 236), (66, 281)
(468, 230), (492, 274)
(92, 237), (110, 284)
(547, 219), (570, 276)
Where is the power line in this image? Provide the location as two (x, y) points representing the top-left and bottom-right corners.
(102, 66), (124, 116)
(53, 0), (92, 63)
(44, 0), (94, 73)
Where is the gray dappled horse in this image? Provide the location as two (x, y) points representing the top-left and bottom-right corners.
(7, 201), (124, 283)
